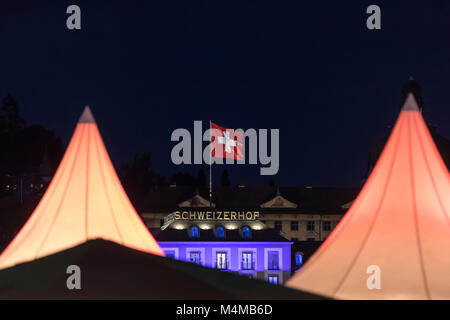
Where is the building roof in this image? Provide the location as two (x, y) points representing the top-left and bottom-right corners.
(287, 94), (450, 299)
(152, 228), (291, 242)
(0, 239), (321, 299)
(0, 107), (163, 270)
(139, 186), (359, 215)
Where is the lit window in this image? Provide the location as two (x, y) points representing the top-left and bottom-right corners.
(274, 221), (282, 230)
(190, 226), (199, 238)
(242, 226), (251, 239)
(189, 251), (202, 265)
(306, 220), (315, 231)
(268, 275), (279, 285)
(242, 252), (254, 270)
(323, 221), (332, 231)
(165, 250), (175, 259)
(267, 251), (279, 270)
(216, 227), (225, 238)
(295, 252), (303, 266)
(216, 252), (228, 270)
(290, 221), (298, 231)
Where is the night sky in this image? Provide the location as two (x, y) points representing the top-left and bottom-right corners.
(1, 1), (450, 187)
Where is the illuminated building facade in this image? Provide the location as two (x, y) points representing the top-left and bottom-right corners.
(153, 227), (292, 284)
(140, 186), (358, 282)
(141, 186), (357, 242)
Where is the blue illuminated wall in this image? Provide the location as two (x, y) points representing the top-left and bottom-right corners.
(158, 241), (292, 284)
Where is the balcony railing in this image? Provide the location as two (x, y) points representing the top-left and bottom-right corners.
(189, 259), (202, 265)
(241, 261), (255, 270)
(268, 263), (279, 270)
(216, 260), (229, 270)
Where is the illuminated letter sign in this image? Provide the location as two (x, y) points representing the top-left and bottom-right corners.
(170, 210), (260, 221)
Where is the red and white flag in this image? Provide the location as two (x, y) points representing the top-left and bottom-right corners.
(210, 122), (243, 160)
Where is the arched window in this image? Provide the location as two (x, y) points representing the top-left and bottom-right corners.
(216, 226), (225, 238)
(295, 252), (303, 266)
(242, 226), (251, 239)
(190, 226), (200, 238)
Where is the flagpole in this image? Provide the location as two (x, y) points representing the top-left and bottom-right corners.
(209, 120), (213, 209)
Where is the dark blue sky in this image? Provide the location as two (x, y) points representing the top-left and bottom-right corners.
(1, 1), (450, 187)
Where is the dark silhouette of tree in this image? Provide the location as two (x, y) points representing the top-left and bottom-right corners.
(0, 94), (25, 134)
(10, 125), (63, 176)
(171, 172), (195, 186)
(0, 95), (64, 198)
(119, 152), (165, 203)
(196, 169), (206, 189)
(221, 169), (231, 186)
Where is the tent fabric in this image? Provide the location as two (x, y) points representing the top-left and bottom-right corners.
(0, 107), (163, 269)
(0, 239), (323, 299)
(287, 94), (450, 299)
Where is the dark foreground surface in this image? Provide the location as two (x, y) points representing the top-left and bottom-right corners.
(0, 239), (322, 299)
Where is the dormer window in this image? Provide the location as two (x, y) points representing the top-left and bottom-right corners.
(242, 226), (251, 239)
(216, 226), (225, 238)
(190, 226), (200, 238)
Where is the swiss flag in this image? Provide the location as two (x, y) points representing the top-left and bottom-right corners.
(210, 122), (243, 160)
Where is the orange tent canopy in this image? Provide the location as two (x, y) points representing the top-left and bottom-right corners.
(0, 107), (164, 269)
(287, 94), (450, 299)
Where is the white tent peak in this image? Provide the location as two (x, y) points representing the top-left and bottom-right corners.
(0, 107), (164, 269)
(402, 93), (419, 111)
(287, 92), (450, 299)
(79, 106), (96, 123)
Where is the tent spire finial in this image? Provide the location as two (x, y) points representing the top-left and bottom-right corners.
(402, 93), (420, 111)
(79, 106), (96, 123)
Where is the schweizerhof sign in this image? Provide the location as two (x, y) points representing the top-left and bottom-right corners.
(164, 210), (260, 225)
